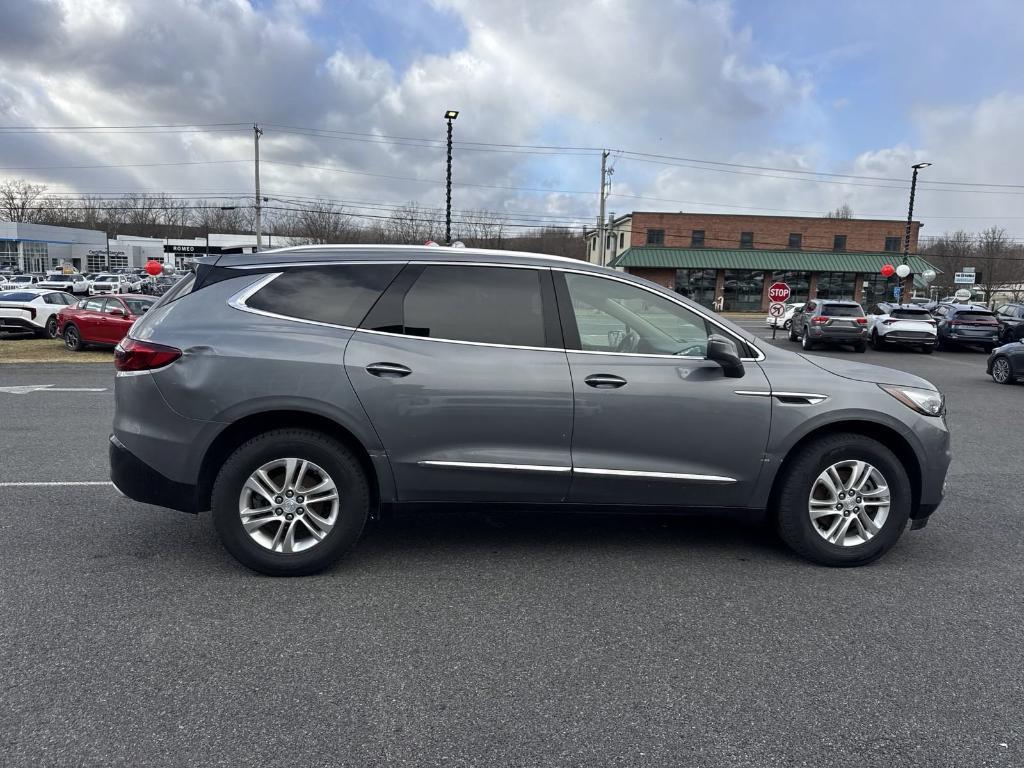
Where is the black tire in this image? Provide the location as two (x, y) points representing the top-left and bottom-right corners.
(991, 356), (1014, 385)
(775, 433), (911, 566)
(854, 341), (867, 353)
(44, 316), (59, 339)
(211, 428), (370, 576)
(783, 319), (792, 330)
(788, 323), (799, 342)
(801, 332), (815, 351)
(870, 330), (883, 350)
(63, 323), (83, 351)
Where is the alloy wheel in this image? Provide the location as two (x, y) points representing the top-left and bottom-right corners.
(808, 460), (890, 547)
(237, 457), (340, 553)
(992, 357), (1012, 384)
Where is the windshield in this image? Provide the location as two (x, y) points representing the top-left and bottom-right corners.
(94, 275), (117, 282)
(9, 276), (32, 283)
(122, 298), (154, 315)
(822, 304), (863, 317)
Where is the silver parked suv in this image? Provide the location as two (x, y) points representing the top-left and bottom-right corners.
(111, 246), (951, 575)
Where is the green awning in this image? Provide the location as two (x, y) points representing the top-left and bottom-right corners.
(608, 247), (938, 275)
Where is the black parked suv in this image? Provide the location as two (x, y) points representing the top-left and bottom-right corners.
(789, 300), (868, 352)
(993, 303), (1024, 343)
(931, 304), (1000, 351)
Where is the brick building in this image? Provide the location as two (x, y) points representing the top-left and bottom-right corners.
(584, 212), (937, 311)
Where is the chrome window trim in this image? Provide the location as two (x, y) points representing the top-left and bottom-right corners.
(225, 261), (763, 363)
(417, 461), (571, 473)
(553, 267), (766, 362)
(734, 390), (772, 397)
(574, 467), (737, 483)
(232, 260), (408, 270)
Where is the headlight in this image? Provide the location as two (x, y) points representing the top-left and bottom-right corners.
(879, 384), (944, 417)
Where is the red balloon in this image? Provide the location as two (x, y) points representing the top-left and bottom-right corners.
(880, 264), (895, 277)
(145, 260), (163, 276)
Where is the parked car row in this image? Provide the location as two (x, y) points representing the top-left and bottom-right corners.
(772, 299), (1014, 355)
(0, 286), (155, 346)
(0, 288), (77, 337)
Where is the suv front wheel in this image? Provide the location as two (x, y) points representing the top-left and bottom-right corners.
(211, 429), (370, 576)
(775, 433), (911, 566)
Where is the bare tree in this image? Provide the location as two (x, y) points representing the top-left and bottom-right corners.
(276, 200), (355, 244)
(824, 203), (854, 219)
(385, 202), (437, 244)
(975, 227), (1024, 305)
(0, 178), (48, 222)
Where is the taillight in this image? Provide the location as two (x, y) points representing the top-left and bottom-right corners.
(27, 307), (36, 320)
(812, 316), (829, 324)
(856, 317), (868, 325)
(114, 337), (181, 372)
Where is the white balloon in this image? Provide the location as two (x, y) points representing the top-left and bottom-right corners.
(921, 269), (936, 283)
(895, 264), (911, 278)
(161, 263), (176, 276)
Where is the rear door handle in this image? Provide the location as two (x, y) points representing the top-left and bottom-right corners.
(366, 362), (412, 378)
(584, 373), (627, 389)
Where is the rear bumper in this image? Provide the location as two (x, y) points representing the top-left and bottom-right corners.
(109, 434), (199, 513)
(0, 318), (42, 332)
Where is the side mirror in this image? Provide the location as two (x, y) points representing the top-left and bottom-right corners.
(108, 308), (126, 317)
(707, 334), (745, 378)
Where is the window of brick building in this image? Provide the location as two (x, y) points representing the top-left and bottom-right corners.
(740, 231), (754, 248)
(833, 235), (847, 251)
(619, 233), (624, 248)
(788, 233), (803, 249)
(691, 230), (705, 247)
(884, 236), (901, 252)
(646, 228), (665, 245)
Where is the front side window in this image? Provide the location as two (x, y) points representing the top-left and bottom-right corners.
(391, 265), (548, 347)
(83, 298), (104, 311)
(563, 272), (711, 357)
(247, 264), (403, 328)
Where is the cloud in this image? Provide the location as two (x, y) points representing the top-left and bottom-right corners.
(0, 0), (1019, 239)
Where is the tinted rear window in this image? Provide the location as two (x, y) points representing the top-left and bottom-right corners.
(891, 309), (931, 319)
(247, 264), (403, 327)
(956, 311), (997, 322)
(822, 304), (863, 317)
(400, 265), (547, 347)
(0, 292), (39, 302)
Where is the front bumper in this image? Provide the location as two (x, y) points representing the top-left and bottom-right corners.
(109, 434), (199, 513)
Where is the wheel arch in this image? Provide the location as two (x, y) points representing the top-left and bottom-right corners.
(196, 410), (384, 514)
(767, 419), (923, 518)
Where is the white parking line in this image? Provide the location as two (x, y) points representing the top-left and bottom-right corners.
(0, 481), (113, 487)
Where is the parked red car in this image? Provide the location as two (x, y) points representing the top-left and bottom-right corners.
(57, 294), (155, 351)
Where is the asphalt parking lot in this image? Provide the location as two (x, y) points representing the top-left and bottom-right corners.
(1, 330), (1021, 767)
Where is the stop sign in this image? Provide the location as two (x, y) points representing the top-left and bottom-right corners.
(768, 282), (791, 302)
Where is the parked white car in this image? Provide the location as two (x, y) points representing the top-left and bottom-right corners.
(0, 288), (77, 338)
(5, 274), (43, 288)
(38, 272), (92, 295)
(865, 302), (937, 353)
(90, 273), (138, 295)
(766, 302), (804, 329)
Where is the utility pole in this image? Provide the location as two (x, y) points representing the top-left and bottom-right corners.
(597, 150), (609, 266)
(901, 161), (931, 299)
(254, 123), (263, 250)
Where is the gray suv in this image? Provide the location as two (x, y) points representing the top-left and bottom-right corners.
(790, 299), (869, 352)
(111, 246), (951, 575)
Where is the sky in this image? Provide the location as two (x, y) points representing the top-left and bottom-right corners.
(0, 0), (1022, 241)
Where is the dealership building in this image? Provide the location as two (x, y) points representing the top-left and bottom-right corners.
(0, 222), (260, 274)
(585, 212), (939, 311)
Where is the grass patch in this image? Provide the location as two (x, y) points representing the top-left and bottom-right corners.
(0, 335), (113, 364)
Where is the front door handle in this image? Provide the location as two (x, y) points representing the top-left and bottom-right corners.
(584, 373), (627, 389)
(366, 362), (412, 378)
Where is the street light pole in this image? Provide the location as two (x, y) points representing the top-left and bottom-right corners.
(901, 161), (931, 300)
(444, 110), (458, 244)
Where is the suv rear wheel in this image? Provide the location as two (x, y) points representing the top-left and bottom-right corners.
(211, 429), (370, 576)
(775, 433), (911, 566)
